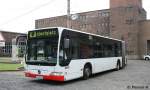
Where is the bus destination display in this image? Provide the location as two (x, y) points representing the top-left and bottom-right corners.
(28, 29), (58, 39)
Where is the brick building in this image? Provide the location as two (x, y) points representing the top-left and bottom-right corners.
(35, 0), (150, 59)
(0, 31), (26, 57)
(35, 9), (111, 36)
(110, 0), (147, 59)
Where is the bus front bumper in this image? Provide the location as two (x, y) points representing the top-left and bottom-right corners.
(25, 72), (64, 81)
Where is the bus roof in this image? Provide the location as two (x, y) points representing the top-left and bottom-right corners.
(29, 27), (124, 42)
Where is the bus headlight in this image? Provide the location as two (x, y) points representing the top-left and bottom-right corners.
(50, 72), (64, 76)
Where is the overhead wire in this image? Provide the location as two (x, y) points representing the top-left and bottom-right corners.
(0, 0), (57, 27)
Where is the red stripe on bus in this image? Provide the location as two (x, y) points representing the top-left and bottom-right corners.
(25, 72), (64, 81)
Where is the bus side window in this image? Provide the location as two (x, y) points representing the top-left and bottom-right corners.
(80, 44), (92, 59)
(71, 40), (79, 59)
(114, 43), (121, 57)
(59, 50), (67, 60)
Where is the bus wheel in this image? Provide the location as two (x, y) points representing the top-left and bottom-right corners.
(83, 66), (91, 80)
(115, 62), (120, 71)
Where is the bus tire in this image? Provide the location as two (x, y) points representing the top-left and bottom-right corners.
(115, 61), (120, 71)
(83, 65), (91, 80)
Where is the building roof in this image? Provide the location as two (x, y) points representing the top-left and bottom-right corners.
(0, 30), (26, 42)
(0, 30), (26, 34)
(36, 9), (110, 21)
(0, 32), (4, 41)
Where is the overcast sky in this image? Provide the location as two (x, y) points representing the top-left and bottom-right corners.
(0, 0), (149, 33)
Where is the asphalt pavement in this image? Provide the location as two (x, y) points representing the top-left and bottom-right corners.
(0, 60), (150, 90)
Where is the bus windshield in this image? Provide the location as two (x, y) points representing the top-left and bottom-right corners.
(26, 28), (59, 66)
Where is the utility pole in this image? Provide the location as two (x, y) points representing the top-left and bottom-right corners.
(67, 0), (70, 28)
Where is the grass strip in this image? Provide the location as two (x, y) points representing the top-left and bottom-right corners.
(0, 63), (23, 71)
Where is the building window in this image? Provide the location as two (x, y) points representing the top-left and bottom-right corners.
(125, 18), (134, 25)
(126, 6), (133, 12)
(98, 11), (110, 17)
(2, 42), (12, 55)
(80, 15), (86, 21)
(80, 24), (87, 29)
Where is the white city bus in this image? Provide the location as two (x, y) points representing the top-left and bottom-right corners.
(25, 27), (126, 81)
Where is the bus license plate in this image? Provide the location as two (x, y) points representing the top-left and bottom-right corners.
(36, 76), (43, 79)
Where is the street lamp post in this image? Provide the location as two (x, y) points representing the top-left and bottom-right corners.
(67, 0), (70, 28)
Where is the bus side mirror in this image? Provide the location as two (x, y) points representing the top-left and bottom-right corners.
(64, 39), (70, 49)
